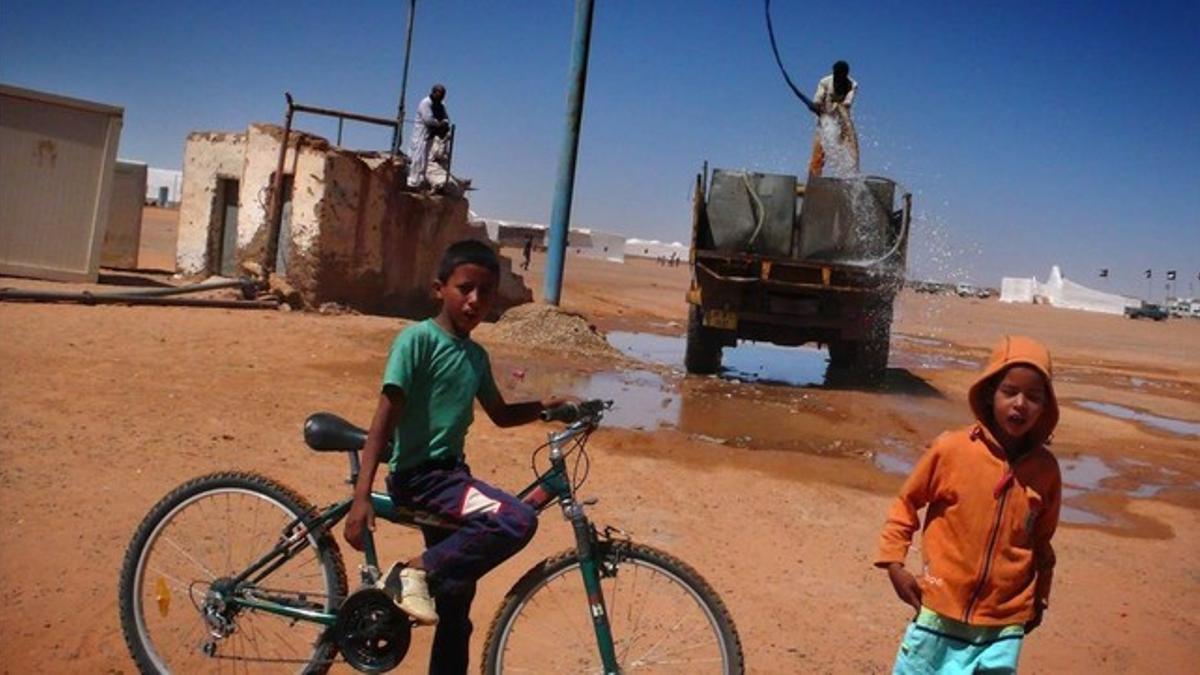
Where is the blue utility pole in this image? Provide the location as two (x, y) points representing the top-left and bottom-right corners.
(543, 0), (596, 306)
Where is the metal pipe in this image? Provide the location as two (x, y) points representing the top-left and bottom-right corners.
(290, 102), (398, 129)
(90, 277), (256, 298)
(543, 0), (596, 307)
(262, 93), (295, 281)
(392, 0), (418, 155)
(336, 117), (344, 146)
(443, 123), (456, 190)
(0, 288), (278, 310)
(1, 277), (254, 300)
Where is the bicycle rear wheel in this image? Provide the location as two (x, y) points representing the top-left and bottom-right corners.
(483, 542), (744, 674)
(118, 472), (348, 674)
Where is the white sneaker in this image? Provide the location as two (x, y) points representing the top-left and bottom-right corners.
(379, 563), (438, 625)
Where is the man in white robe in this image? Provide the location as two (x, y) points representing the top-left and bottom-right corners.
(407, 84), (450, 189)
(808, 61), (859, 177)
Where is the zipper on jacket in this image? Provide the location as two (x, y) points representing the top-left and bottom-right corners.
(963, 485), (1010, 622)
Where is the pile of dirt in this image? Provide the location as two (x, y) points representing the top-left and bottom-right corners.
(491, 303), (623, 360)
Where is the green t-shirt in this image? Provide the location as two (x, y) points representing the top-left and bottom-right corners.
(382, 319), (500, 473)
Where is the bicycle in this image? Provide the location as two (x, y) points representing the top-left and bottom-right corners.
(119, 399), (745, 673)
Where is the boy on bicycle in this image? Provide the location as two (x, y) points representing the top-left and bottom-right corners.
(876, 335), (1062, 673)
(344, 239), (563, 673)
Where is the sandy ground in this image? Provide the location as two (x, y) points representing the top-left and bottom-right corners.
(1, 226), (1197, 673)
(136, 207), (180, 273)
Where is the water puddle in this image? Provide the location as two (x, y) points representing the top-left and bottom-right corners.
(866, 444), (1192, 525)
(567, 370), (678, 431)
(872, 437), (916, 475)
(1073, 400), (1200, 438)
(503, 332), (1197, 530)
(888, 351), (981, 372)
(607, 331), (829, 387)
(893, 333), (950, 348)
(1060, 454), (1119, 489)
(1060, 503), (1109, 526)
(889, 333), (982, 371)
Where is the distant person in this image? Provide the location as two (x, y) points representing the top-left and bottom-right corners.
(343, 240), (570, 673)
(876, 335), (1061, 674)
(808, 61), (860, 177)
(521, 235), (533, 271)
(407, 84), (451, 190)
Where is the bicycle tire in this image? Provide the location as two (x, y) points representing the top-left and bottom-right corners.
(118, 471), (349, 674)
(482, 542), (744, 674)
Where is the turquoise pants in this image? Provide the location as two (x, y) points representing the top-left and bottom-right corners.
(892, 609), (1024, 674)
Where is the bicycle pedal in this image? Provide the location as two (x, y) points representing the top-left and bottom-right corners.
(377, 562), (404, 599)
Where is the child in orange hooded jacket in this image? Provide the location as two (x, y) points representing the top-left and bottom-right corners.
(877, 336), (1061, 674)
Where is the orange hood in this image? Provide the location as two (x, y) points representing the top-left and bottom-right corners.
(968, 335), (1059, 449)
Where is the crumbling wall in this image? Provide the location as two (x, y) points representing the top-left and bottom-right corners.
(291, 146), (530, 316)
(176, 122), (530, 315)
(238, 124), (327, 269)
(305, 148), (466, 314)
(177, 131), (246, 273)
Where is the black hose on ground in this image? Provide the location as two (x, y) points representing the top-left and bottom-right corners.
(765, 0), (820, 116)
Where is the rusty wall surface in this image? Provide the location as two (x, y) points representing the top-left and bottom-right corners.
(304, 147), (468, 314)
(237, 124), (327, 269)
(293, 146), (530, 316)
(177, 131), (246, 273)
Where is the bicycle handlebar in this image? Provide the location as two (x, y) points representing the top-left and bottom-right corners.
(540, 399), (611, 424)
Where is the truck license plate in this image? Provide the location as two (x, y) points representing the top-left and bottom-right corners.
(704, 309), (738, 330)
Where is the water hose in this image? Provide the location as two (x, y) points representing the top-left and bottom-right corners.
(765, 0), (819, 116)
(741, 172), (766, 250)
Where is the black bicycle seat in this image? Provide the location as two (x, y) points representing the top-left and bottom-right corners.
(303, 412), (368, 452)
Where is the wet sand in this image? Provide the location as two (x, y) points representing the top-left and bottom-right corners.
(0, 247), (1197, 672)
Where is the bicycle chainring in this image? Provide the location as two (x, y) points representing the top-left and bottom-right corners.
(332, 588), (411, 673)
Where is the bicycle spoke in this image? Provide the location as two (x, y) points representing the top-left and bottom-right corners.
(158, 533), (219, 581)
(125, 480), (344, 674)
(493, 547), (736, 673)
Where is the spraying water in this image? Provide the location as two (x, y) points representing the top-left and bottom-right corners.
(815, 111), (860, 179)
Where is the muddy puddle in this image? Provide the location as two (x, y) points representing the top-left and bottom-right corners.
(501, 331), (1197, 529)
(607, 331), (830, 386)
(1072, 400), (1200, 438)
(869, 441), (1198, 526)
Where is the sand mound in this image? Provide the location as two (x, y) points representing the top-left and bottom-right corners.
(492, 303), (622, 359)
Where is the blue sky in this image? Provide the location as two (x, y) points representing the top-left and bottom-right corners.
(3, 1), (1197, 299)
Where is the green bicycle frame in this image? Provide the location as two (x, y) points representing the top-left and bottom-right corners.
(220, 421), (622, 673)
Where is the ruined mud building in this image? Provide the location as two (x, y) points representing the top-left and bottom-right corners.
(177, 123), (529, 316)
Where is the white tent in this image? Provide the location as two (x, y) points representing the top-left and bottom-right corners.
(1000, 277), (1036, 304)
(625, 238), (688, 260)
(1001, 266), (1139, 315)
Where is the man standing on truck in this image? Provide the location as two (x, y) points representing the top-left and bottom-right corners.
(407, 84), (451, 190)
(808, 61), (860, 177)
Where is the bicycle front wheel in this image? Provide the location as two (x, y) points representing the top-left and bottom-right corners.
(118, 471), (348, 674)
(483, 542), (744, 674)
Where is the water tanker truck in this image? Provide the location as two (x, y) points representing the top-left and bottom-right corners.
(685, 168), (911, 383)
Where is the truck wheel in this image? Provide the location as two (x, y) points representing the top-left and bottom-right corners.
(685, 305), (722, 374)
(827, 340), (854, 368)
(829, 317), (891, 384)
(852, 317), (891, 384)
(857, 327), (890, 384)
